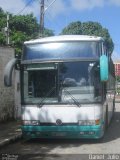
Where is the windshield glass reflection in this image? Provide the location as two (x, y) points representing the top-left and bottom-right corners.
(22, 61), (102, 104)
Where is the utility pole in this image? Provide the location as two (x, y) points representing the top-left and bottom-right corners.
(5, 14), (10, 45)
(40, 0), (44, 37)
(39, 0), (56, 37)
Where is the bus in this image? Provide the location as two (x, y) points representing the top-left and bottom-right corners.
(4, 35), (115, 139)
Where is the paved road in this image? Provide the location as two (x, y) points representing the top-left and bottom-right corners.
(0, 103), (120, 160)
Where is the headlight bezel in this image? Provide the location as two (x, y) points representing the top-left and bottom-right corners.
(23, 120), (40, 126)
(78, 120), (98, 126)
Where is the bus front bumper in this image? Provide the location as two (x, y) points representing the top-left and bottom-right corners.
(21, 125), (104, 139)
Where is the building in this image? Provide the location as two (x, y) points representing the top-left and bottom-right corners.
(114, 60), (120, 76)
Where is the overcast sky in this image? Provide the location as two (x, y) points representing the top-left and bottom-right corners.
(0, 0), (120, 60)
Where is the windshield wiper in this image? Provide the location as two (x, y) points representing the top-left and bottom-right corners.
(38, 86), (56, 108)
(63, 88), (81, 107)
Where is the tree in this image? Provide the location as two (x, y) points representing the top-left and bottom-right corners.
(60, 21), (82, 35)
(0, 32), (6, 45)
(11, 31), (29, 55)
(0, 8), (6, 45)
(60, 21), (114, 54)
(82, 21), (114, 53)
(10, 14), (39, 37)
(43, 28), (54, 37)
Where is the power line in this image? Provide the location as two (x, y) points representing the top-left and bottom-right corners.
(43, 0), (62, 33)
(44, 0), (57, 13)
(16, 0), (34, 15)
(15, 0), (60, 35)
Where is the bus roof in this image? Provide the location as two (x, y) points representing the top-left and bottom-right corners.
(24, 35), (104, 45)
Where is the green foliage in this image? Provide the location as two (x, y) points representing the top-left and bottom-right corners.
(43, 28), (54, 37)
(60, 21), (114, 53)
(11, 31), (30, 56)
(10, 14), (39, 37)
(61, 21), (82, 35)
(116, 76), (120, 82)
(0, 8), (6, 45)
(0, 32), (6, 45)
(0, 8), (6, 29)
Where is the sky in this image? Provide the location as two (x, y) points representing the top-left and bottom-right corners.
(0, 0), (120, 60)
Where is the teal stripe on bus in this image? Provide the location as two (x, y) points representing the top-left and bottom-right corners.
(21, 124), (104, 139)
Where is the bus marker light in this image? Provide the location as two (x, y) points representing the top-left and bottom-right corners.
(95, 119), (100, 125)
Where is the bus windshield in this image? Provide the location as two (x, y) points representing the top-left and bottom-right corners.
(23, 41), (99, 61)
(22, 61), (102, 105)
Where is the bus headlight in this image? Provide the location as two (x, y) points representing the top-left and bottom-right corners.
(78, 120), (95, 126)
(78, 119), (100, 126)
(23, 120), (40, 125)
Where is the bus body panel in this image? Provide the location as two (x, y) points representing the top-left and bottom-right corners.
(21, 104), (105, 139)
(22, 104), (102, 123)
(22, 125), (104, 139)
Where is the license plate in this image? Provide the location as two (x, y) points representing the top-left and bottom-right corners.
(80, 131), (95, 135)
(52, 132), (66, 137)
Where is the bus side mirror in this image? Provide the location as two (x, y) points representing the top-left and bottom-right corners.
(4, 58), (17, 87)
(100, 55), (108, 82)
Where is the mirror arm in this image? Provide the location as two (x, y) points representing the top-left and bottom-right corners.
(4, 58), (17, 87)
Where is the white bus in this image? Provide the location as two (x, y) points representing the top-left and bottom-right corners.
(4, 35), (115, 139)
